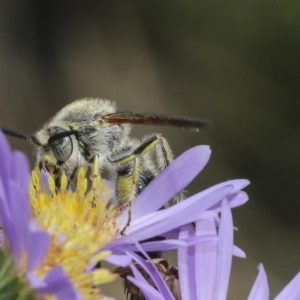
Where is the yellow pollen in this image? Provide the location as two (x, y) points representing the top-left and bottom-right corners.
(29, 167), (122, 299)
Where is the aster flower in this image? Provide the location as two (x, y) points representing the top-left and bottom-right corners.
(0, 128), (251, 299)
(124, 199), (300, 300)
(0, 131), (117, 300)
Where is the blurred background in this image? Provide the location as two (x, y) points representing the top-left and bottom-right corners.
(1, 1), (300, 298)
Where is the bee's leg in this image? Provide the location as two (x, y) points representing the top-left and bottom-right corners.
(111, 134), (182, 235)
(138, 134), (185, 203)
(120, 202), (132, 236)
(133, 135), (184, 259)
(110, 154), (139, 235)
(90, 154), (100, 208)
(143, 134), (174, 169)
(112, 135), (176, 257)
(67, 166), (79, 189)
(112, 135), (171, 201)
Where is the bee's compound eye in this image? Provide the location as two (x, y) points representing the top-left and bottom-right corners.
(50, 136), (73, 162)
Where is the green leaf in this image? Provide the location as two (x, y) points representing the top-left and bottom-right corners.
(0, 250), (35, 300)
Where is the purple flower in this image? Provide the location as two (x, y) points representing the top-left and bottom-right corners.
(0, 129), (253, 299)
(0, 131), (83, 299)
(125, 199), (300, 300)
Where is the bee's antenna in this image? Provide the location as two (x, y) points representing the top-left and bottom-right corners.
(0, 127), (42, 146)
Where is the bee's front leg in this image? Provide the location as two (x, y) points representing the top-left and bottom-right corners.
(89, 154), (100, 207)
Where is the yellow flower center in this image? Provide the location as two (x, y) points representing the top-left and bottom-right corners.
(29, 167), (122, 299)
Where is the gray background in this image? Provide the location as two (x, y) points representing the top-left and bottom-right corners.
(1, 1), (300, 298)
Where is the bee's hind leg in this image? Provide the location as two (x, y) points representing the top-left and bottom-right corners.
(110, 134), (183, 235)
(109, 151), (139, 235)
(137, 134), (185, 204)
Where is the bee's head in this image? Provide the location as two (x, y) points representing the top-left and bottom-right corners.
(35, 126), (77, 176)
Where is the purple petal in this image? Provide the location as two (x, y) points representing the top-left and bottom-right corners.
(194, 217), (218, 300)
(247, 264), (269, 300)
(126, 247), (174, 299)
(274, 272), (300, 300)
(104, 237), (137, 254)
(127, 179), (247, 236)
(210, 191), (249, 212)
(27, 224), (51, 271)
(127, 235), (218, 252)
(196, 179), (249, 202)
(0, 138), (31, 267)
(127, 210), (217, 242)
(128, 264), (165, 300)
(177, 226), (195, 300)
(11, 151), (30, 191)
(227, 191), (249, 208)
(233, 245), (246, 258)
(213, 200), (233, 300)
(104, 254), (132, 267)
(0, 131), (12, 197)
(27, 273), (47, 289)
(162, 228), (184, 238)
(125, 185), (233, 240)
(0, 178), (13, 242)
(35, 266), (82, 300)
(127, 145), (211, 221)
(8, 180), (29, 221)
(5, 181), (30, 266)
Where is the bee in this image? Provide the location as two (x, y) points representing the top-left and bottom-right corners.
(1, 98), (210, 209)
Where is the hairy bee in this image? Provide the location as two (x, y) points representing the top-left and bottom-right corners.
(2, 98), (210, 207)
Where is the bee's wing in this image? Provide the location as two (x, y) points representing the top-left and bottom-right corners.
(101, 112), (212, 130)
